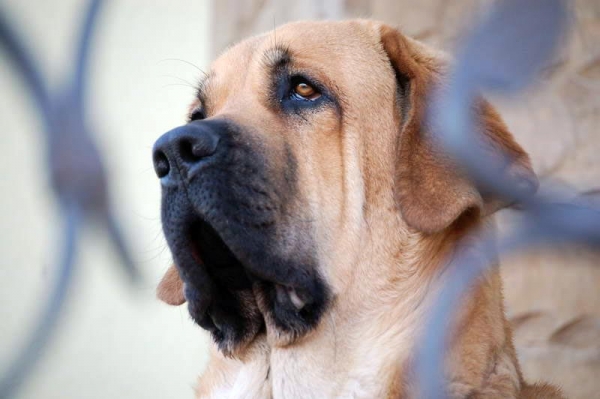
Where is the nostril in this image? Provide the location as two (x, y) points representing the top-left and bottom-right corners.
(179, 136), (218, 164)
(153, 150), (170, 178)
(179, 139), (199, 164)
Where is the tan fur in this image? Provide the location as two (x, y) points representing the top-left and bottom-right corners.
(156, 265), (185, 306)
(157, 20), (564, 398)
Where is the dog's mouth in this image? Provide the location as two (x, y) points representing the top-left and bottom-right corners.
(189, 222), (310, 311)
(174, 212), (330, 352)
(188, 219), (252, 292)
(179, 217), (264, 354)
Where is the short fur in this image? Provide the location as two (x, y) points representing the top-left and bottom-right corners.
(154, 20), (564, 398)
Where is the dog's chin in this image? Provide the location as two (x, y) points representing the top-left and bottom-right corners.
(174, 215), (330, 355)
(180, 218), (263, 357)
(185, 283), (263, 357)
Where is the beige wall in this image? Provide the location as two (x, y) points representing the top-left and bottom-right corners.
(0, 1), (212, 398)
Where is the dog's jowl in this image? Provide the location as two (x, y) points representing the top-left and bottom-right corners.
(154, 20), (564, 399)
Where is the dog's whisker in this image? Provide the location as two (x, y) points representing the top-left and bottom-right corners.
(160, 74), (198, 88)
(161, 83), (197, 91)
(272, 14), (278, 49)
(329, 313), (338, 365)
(158, 58), (207, 77)
(141, 244), (168, 258)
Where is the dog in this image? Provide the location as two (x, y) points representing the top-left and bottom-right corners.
(153, 20), (564, 398)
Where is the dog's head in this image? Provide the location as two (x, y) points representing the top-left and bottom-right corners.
(153, 20), (537, 356)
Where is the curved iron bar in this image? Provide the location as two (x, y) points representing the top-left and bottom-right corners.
(0, 204), (81, 398)
(0, 4), (52, 130)
(72, 0), (103, 111)
(416, 203), (600, 398)
(415, 1), (600, 397)
(0, 1), (139, 397)
(433, 0), (570, 205)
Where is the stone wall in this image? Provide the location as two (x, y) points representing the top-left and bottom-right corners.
(211, 1), (600, 397)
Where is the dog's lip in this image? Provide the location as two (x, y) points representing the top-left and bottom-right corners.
(190, 239), (203, 266)
(187, 219), (309, 298)
(185, 217), (317, 316)
(186, 218), (254, 291)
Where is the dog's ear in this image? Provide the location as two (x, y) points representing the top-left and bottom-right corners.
(157, 265), (186, 306)
(377, 24), (538, 234)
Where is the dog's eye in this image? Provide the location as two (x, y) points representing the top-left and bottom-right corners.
(291, 77), (321, 101)
(190, 108), (206, 121)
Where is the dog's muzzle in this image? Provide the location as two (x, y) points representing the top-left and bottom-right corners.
(153, 118), (329, 354)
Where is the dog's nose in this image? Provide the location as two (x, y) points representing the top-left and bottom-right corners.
(153, 121), (220, 182)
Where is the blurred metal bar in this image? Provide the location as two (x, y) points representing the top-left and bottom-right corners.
(0, 5), (52, 131)
(0, 204), (81, 398)
(432, 0), (570, 204)
(414, 1), (600, 397)
(0, 1), (139, 397)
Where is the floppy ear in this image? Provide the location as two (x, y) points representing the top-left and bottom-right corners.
(377, 24), (538, 234)
(157, 264), (186, 306)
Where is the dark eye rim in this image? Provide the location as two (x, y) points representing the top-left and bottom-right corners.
(278, 73), (332, 114)
(189, 107), (206, 122)
(289, 75), (321, 101)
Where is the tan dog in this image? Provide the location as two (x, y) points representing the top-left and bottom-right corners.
(153, 20), (564, 398)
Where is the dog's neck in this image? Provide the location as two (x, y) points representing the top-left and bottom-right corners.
(197, 217), (521, 398)
(261, 221), (461, 397)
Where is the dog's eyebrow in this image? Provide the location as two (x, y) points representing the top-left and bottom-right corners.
(195, 72), (214, 102)
(261, 45), (292, 72)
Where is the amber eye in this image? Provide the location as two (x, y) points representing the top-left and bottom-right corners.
(292, 80), (321, 100)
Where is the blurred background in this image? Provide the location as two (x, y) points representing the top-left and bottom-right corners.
(0, 1), (598, 398)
